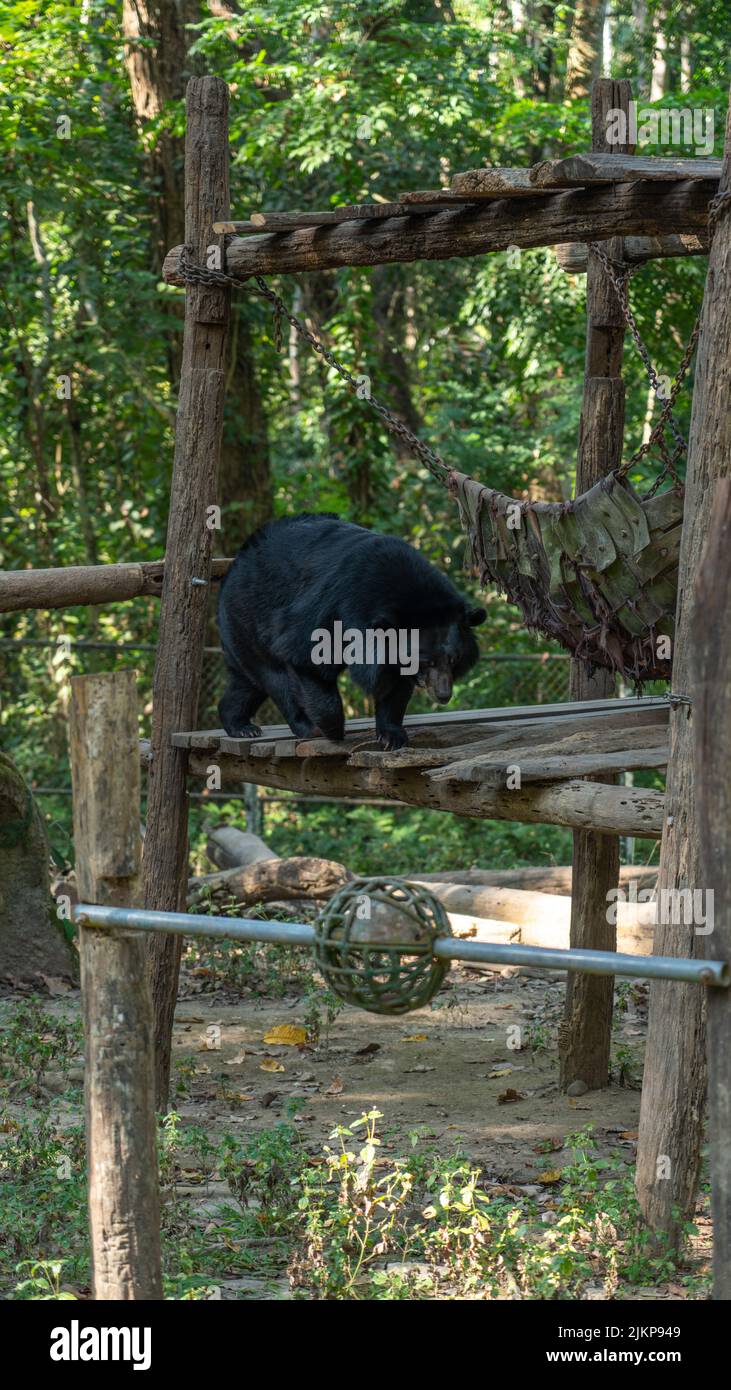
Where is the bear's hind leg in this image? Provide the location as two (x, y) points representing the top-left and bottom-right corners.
(290, 669), (345, 742)
(219, 671), (265, 738)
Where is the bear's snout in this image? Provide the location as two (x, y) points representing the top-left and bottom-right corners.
(423, 667), (454, 703)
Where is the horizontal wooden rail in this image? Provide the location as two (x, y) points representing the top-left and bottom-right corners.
(164, 179), (714, 281)
(0, 558), (232, 613)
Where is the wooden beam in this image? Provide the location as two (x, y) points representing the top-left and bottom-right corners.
(554, 233), (708, 273)
(531, 151), (723, 187)
(69, 671), (161, 1301)
(0, 558), (231, 613)
(560, 79), (631, 1096)
(693, 476), (731, 1302)
(163, 179), (714, 281)
(636, 89), (731, 1252)
(143, 75), (232, 1112)
(187, 749), (664, 837)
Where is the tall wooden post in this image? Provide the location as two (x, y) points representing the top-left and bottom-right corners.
(559, 79), (631, 1090)
(693, 477), (731, 1301)
(142, 76), (231, 1109)
(636, 94), (731, 1247)
(70, 671), (162, 1300)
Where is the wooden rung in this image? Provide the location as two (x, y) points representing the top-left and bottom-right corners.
(450, 167), (556, 199)
(530, 152), (723, 189)
(399, 188), (481, 205)
(213, 212), (338, 234)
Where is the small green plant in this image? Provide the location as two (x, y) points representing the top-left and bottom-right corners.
(303, 985), (344, 1048)
(0, 999), (82, 1098)
(14, 1261), (77, 1301)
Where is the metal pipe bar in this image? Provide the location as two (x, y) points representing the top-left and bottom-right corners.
(73, 904), (730, 988)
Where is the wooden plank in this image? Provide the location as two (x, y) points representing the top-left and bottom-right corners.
(163, 179), (714, 281)
(430, 745), (668, 786)
(171, 697), (669, 756)
(450, 167), (556, 198)
(530, 151), (723, 188)
(693, 476), (731, 1301)
(143, 76), (232, 1112)
(334, 201), (450, 220)
(69, 671), (162, 1301)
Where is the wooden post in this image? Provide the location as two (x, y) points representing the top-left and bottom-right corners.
(69, 671), (162, 1300)
(636, 93), (731, 1248)
(559, 79), (631, 1091)
(143, 75), (231, 1109)
(693, 477), (731, 1300)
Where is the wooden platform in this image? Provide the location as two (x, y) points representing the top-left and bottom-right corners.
(174, 696), (669, 839)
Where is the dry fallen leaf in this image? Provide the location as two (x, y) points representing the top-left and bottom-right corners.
(263, 1025), (307, 1046)
(497, 1088), (524, 1104)
(223, 1051), (247, 1066)
(325, 1075), (344, 1095)
(355, 1043), (380, 1056)
(403, 1064), (436, 1074)
(401, 1033), (428, 1043)
(489, 1067), (513, 1079)
(540, 1169), (564, 1185)
(260, 1059), (285, 1073)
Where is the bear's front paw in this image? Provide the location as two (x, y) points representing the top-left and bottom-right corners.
(231, 722), (262, 739)
(377, 727), (409, 752)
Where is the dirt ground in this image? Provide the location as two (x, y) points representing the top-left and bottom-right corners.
(170, 959), (646, 1181)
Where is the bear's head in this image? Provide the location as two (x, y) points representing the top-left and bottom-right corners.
(414, 604), (486, 703)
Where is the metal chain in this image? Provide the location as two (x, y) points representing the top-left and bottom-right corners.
(179, 237), (704, 497)
(178, 246), (452, 486)
(587, 241), (698, 476)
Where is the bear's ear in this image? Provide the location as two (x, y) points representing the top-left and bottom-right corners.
(468, 606), (486, 627)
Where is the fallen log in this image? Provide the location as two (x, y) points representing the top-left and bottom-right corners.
(190, 855), (351, 906)
(413, 864), (657, 894)
(415, 880), (654, 943)
(205, 826), (278, 871)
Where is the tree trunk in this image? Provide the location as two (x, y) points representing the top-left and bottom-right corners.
(565, 0), (606, 100)
(142, 76), (232, 1112)
(560, 79), (630, 1092)
(635, 90), (731, 1250)
(692, 476), (731, 1301)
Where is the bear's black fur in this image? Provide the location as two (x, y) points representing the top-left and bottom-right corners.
(217, 513), (485, 750)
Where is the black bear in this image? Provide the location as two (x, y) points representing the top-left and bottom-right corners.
(217, 513), (485, 750)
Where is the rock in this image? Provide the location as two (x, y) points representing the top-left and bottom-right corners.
(566, 1079), (589, 1096)
(0, 754), (75, 983)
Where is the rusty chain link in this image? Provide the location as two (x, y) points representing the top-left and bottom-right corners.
(178, 246), (452, 486)
(178, 215), (715, 500)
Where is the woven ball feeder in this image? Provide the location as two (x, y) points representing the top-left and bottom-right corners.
(313, 877), (452, 1016)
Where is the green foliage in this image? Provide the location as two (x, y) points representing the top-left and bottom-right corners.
(2, 3), (729, 865)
